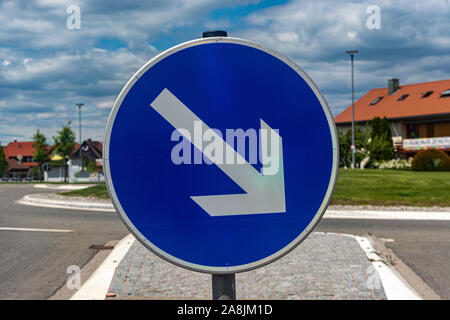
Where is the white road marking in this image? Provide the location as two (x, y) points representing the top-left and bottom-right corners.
(354, 235), (422, 300)
(0, 227), (73, 233)
(70, 234), (135, 300)
(33, 184), (93, 190)
(325, 209), (450, 221)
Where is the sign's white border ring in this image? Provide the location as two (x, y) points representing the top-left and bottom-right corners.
(103, 37), (339, 274)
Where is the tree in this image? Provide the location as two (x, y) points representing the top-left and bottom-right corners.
(370, 116), (392, 141)
(0, 145), (7, 177)
(338, 125), (370, 168)
(338, 129), (351, 168)
(32, 129), (49, 181)
(53, 122), (76, 182)
(369, 117), (394, 161)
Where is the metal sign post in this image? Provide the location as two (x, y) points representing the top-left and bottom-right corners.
(212, 274), (236, 300)
(202, 30), (236, 301)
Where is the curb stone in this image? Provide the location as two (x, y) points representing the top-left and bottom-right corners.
(17, 193), (450, 220)
(17, 193), (115, 212)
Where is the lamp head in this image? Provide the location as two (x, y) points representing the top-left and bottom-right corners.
(346, 50), (359, 55)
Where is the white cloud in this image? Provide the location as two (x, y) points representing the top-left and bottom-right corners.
(277, 32), (299, 43)
(234, 0), (450, 115)
(36, 112), (53, 119)
(0, 0), (449, 143)
(54, 105), (67, 112)
(347, 31), (357, 39)
(204, 18), (232, 30)
(96, 100), (114, 110)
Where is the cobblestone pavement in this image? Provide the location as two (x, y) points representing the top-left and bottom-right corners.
(108, 232), (386, 300)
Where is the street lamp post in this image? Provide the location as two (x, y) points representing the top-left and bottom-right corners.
(346, 50), (358, 169)
(76, 103), (84, 171)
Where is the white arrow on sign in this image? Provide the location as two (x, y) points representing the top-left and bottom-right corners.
(150, 88), (286, 217)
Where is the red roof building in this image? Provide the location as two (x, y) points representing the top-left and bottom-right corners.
(335, 78), (450, 154)
(3, 140), (38, 177)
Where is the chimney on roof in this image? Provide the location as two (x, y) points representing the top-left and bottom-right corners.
(388, 78), (400, 95)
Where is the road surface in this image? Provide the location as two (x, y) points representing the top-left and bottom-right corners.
(0, 184), (448, 299)
(0, 184), (128, 299)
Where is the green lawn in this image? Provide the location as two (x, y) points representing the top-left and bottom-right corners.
(331, 169), (450, 207)
(61, 183), (110, 199)
(61, 169), (450, 207)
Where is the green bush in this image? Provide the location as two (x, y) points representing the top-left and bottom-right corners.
(30, 166), (41, 180)
(86, 161), (97, 174)
(338, 126), (370, 168)
(0, 145), (7, 177)
(369, 117), (394, 161)
(411, 149), (450, 171)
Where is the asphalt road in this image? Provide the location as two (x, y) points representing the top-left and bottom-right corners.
(0, 184), (128, 299)
(317, 218), (450, 300)
(1, 184), (448, 300)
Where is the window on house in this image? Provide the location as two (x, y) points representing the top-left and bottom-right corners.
(440, 89), (450, 97)
(422, 91), (433, 98)
(398, 94), (409, 101)
(370, 96), (383, 105)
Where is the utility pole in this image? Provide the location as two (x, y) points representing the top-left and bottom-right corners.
(76, 103), (84, 171)
(346, 50), (358, 169)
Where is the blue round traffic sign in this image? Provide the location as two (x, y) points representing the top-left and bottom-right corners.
(104, 37), (338, 273)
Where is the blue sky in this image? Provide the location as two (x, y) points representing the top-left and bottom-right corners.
(0, 0), (449, 145)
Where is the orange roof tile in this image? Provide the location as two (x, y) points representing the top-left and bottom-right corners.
(335, 79), (450, 124)
(4, 141), (35, 158)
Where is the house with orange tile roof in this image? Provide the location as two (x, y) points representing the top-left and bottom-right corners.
(334, 79), (450, 155)
(3, 140), (39, 178)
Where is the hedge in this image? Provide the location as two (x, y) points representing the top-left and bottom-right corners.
(411, 149), (450, 171)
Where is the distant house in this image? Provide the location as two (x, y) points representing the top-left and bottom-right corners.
(48, 139), (102, 168)
(2, 138), (105, 181)
(72, 139), (103, 169)
(45, 139), (104, 182)
(334, 79), (450, 156)
(3, 140), (38, 178)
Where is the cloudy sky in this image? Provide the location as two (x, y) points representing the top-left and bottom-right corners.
(0, 0), (449, 145)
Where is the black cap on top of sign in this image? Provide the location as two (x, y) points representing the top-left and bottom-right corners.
(202, 30), (227, 38)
